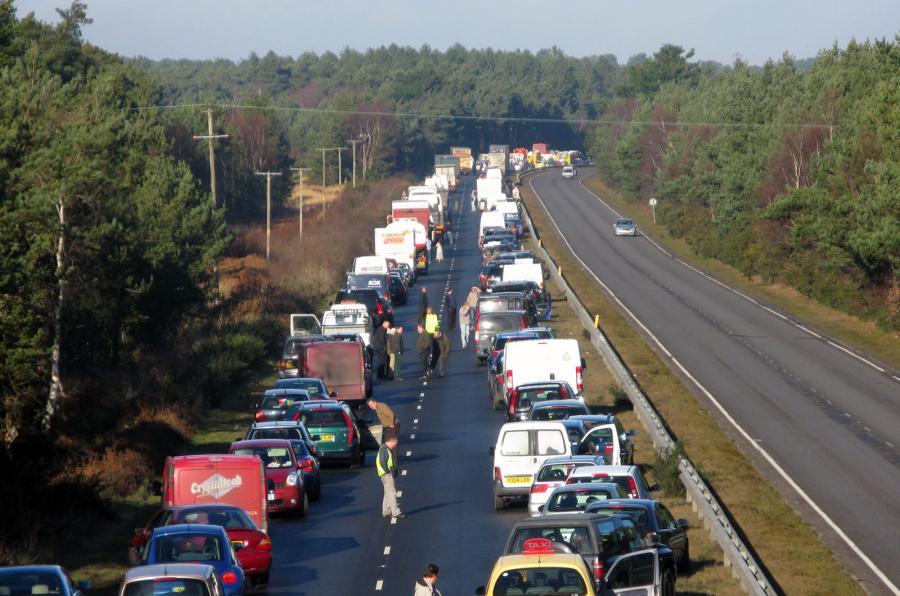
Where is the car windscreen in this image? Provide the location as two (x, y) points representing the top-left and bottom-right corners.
(125, 579), (212, 596)
(479, 298), (522, 313)
(546, 489), (616, 513)
(249, 428), (303, 441)
(0, 572), (65, 595)
(531, 405), (585, 421)
(174, 507), (256, 530)
(334, 290), (378, 310)
(273, 379), (325, 398)
(517, 387), (567, 409)
(494, 282), (530, 294)
(491, 567), (587, 595)
(301, 409), (345, 427)
(259, 395), (305, 410)
(536, 463), (576, 482)
(581, 428), (614, 452)
(478, 313), (524, 333)
(347, 274), (387, 291)
(232, 446), (294, 468)
(154, 534), (225, 562)
(508, 526), (594, 555)
(572, 474), (633, 497)
(589, 507), (651, 532)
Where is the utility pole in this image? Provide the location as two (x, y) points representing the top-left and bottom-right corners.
(316, 147), (343, 218)
(192, 110), (230, 208)
(346, 139), (360, 188)
(290, 166), (311, 239)
(336, 147), (347, 186)
(255, 171), (282, 261)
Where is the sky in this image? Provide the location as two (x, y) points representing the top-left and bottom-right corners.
(15, 0), (900, 65)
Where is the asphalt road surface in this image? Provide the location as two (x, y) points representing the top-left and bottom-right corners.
(528, 167), (900, 592)
(266, 176), (524, 595)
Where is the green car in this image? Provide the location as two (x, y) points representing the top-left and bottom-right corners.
(295, 401), (380, 466)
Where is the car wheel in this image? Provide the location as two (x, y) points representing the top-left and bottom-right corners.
(296, 491), (309, 518)
(357, 448), (366, 468)
(310, 477), (322, 501)
(252, 572), (270, 591)
(678, 540), (691, 574)
(661, 567), (676, 596)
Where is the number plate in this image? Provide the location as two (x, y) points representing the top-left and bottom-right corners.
(267, 492), (275, 501)
(505, 475), (532, 484)
(321, 434), (335, 442)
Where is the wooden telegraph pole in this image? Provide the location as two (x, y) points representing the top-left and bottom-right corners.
(290, 166), (311, 239)
(192, 110), (229, 208)
(255, 171), (282, 261)
(346, 139), (360, 188)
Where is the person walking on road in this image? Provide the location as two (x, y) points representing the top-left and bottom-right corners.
(466, 285), (480, 312)
(388, 325), (405, 380)
(459, 302), (471, 349)
(416, 324), (433, 379)
(373, 320), (390, 379)
(377, 437), (403, 520)
(417, 287), (428, 325)
(385, 327), (397, 379)
(414, 564), (441, 596)
(435, 331), (451, 378)
(470, 190), (477, 212)
(428, 331), (441, 377)
(435, 240), (444, 263)
(444, 289), (458, 332)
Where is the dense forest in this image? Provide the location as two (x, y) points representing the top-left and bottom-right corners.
(0, 0), (896, 563)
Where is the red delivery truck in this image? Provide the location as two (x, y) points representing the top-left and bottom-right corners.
(392, 200), (431, 230)
(161, 454), (268, 532)
(285, 339), (368, 405)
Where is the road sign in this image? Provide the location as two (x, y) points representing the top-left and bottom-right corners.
(649, 198), (658, 206)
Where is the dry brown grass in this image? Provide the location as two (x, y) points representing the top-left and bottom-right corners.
(520, 179), (863, 595)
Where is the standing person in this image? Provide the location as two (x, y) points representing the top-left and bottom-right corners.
(470, 190), (477, 212)
(385, 327), (397, 379)
(367, 397), (399, 447)
(425, 236), (432, 257)
(466, 286), (480, 312)
(424, 307), (440, 335)
(373, 320), (390, 379)
(416, 325), (433, 379)
(417, 287), (428, 325)
(444, 289), (458, 332)
(429, 331), (442, 377)
(435, 240), (444, 263)
(377, 437), (403, 520)
(414, 564), (442, 596)
(391, 326), (405, 380)
(436, 331), (451, 378)
(459, 302), (471, 349)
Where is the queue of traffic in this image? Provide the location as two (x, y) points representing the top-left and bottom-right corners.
(468, 166), (685, 596)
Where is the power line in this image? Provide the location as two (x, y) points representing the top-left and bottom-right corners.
(133, 102), (836, 130)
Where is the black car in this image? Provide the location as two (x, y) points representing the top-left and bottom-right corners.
(527, 399), (591, 421)
(334, 288), (394, 326)
(585, 499), (691, 572)
(389, 272), (408, 305)
(504, 513), (671, 589)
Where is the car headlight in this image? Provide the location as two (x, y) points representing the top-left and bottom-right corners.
(286, 472), (298, 486)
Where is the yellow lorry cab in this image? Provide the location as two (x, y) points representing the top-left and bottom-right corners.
(477, 537), (596, 596)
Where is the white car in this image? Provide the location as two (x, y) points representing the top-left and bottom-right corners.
(492, 421), (573, 510)
(561, 165), (576, 178)
(528, 455), (606, 516)
(566, 465), (658, 499)
(614, 218), (637, 236)
(537, 482), (626, 516)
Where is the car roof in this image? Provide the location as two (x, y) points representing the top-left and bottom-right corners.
(492, 553), (589, 573)
(0, 565), (64, 575)
(231, 438), (294, 448)
(124, 563), (215, 582)
(152, 524), (228, 536)
(570, 465), (636, 475)
(549, 482), (622, 494)
(479, 292), (522, 299)
(587, 499), (657, 509)
(167, 504), (245, 514)
(517, 381), (570, 389)
(299, 400), (343, 410)
(568, 414), (616, 423)
(512, 513), (610, 526)
(275, 377), (324, 384)
(496, 331), (538, 340)
(479, 309), (526, 317)
(541, 455), (605, 466)
(250, 421), (304, 429)
(532, 400), (586, 408)
(263, 388), (310, 396)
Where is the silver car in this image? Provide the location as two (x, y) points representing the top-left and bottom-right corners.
(614, 218), (637, 236)
(537, 482), (627, 515)
(119, 564), (224, 596)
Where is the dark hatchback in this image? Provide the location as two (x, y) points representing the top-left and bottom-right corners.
(333, 288), (394, 327)
(508, 381), (580, 422)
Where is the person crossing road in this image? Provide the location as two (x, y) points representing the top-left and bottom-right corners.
(377, 437), (403, 520)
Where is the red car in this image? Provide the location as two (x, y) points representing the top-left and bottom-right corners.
(129, 504), (273, 588)
(229, 439), (310, 517)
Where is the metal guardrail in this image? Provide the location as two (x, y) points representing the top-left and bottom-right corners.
(514, 167), (777, 595)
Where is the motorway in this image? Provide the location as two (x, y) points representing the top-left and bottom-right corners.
(266, 176), (524, 595)
(528, 167), (900, 591)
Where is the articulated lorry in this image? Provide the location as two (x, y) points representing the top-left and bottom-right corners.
(450, 146), (473, 175)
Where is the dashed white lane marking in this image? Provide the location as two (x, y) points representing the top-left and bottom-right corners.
(531, 172), (900, 595)
(390, 517), (397, 525)
(423, 381), (428, 386)
(410, 433), (416, 439)
(401, 469), (408, 476)
(376, 580), (384, 590)
(420, 392), (425, 397)
(383, 546), (391, 555)
(405, 450), (412, 456)
(396, 490), (403, 498)
(417, 404), (422, 410)
(413, 418), (419, 424)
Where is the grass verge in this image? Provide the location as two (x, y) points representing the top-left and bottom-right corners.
(520, 177), (863, 595)
(582, 174), (899, 370)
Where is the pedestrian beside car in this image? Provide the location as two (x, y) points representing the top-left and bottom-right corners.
(373, 320), (390, 379)
(424, 307), (440, 334)
(470, 190), (477, 211)
(435, 240), (444, 262)
(414, 564), (442, 596)
(459, 303), (471, 349)
(435, 331), (451, 378)
(418, 287), (428, 324)
(385, 327), (397, 379)
(444, 289), (458, 331)
(446, 228), (454, 247)
(377, 437), (403, 520)
(416, 325), (433, 379)
(389, 325), (405, 380)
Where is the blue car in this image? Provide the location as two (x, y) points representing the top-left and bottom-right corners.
(141, 524), (245, 595)
(0, 565), (90, 596)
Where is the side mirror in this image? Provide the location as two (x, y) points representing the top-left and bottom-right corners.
(489, 446), (496, 456)
(647, 532), (662, 545)
(151, 480), (162, 496)
(626, 430), (636, 437)
(580, 357), (587, 370)
(648, 483), (660, 492)
(475, 587), (486, 595)
(330, 392), (338, 398)
(678, 518), (690, 530)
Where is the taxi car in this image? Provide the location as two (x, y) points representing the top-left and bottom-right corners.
(477, 537), (596, 595)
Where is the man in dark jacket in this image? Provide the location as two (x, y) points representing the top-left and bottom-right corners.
(372, 320), (390, 379)
(388, 326), (405, 380)
(417, 287), (428, 324)
(416, 324), (433, 379)
(444, 288), (458, 331)
(435, 331), (451, 378)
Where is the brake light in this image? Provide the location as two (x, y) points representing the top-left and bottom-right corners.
(521, 317), (527, 329)
(255, 410), (266, 422)
(508, 389), (517, 412)
(221, 571), (239, 585)
(628, 476), (638, 498)
(592, 558), (605, 580)
(278, 360), (286, 371)
(257, 537), (272, 551)
(530, 483), (551, 494)
(506, 370), (513, 391)
(299, 457), (315, 473)
(376, 303), (384, 315)
(494, 467), (502, 482)
(576, 366), (583, 393)
(342, 412), (355, 446)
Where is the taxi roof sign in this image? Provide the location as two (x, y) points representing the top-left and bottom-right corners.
(522, 537), (556, 555)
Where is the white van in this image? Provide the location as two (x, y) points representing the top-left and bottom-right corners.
(479, 212), (507, 244)
(352, 255), (389, 276)
(502, 262), (543, 285)
(492, 421), (573, 510)
(494, 200), (519, 216)
(503, 339), (585, 405)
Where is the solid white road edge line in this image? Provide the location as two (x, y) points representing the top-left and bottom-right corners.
(529, 173), (900, 595)
(376, 579), (384, 590)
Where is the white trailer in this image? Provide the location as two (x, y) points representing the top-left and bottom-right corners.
(375, 227), (416, 269)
